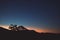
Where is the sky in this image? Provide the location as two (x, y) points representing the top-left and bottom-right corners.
(0, 0), (60, 33)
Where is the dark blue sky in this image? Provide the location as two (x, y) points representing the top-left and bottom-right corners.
(0, 0), (60, 33)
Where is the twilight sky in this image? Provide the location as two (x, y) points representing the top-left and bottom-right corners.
(0, 0), (60, 33)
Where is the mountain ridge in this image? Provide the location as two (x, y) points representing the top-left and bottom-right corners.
(0, 27), (60, 40)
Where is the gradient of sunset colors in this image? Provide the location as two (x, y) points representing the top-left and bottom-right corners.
(0, 0), (60, 33)
(0, 25), (59, 33)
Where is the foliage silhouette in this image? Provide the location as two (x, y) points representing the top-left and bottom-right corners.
(0, 26), (60, 40)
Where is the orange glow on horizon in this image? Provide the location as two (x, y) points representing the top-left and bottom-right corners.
(0, 25), (59, 33)
(0, 25), (10, 30)
(0, 25), (50, 33)
(25, 27), (51, 33)
(25, 26), (58, 33)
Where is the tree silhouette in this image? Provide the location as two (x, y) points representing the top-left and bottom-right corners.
(13, 24), (17, 31)
(9, 24), (14, 30)
(9, 24), (17, 31)
(9, 24), (28, 31)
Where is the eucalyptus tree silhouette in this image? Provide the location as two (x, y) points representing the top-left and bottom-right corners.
(9, 24), (17, 31)
(0, 24), (60, 40)
(9, 24), (28, 31)
(9, 24), (14, 30)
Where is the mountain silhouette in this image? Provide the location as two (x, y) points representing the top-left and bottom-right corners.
(0, 26), (60, 40)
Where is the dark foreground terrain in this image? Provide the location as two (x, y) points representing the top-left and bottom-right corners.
(0, 27), (60, 40)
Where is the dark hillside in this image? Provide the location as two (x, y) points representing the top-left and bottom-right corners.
(0, 27), (60, 40)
